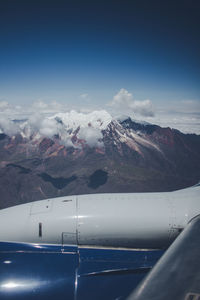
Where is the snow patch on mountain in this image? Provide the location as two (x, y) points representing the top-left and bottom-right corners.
(52, 110), (112, 130)
(0, 110), (113, 149)
(50, 110), (112, 148)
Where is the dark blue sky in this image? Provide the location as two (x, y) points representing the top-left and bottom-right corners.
(0, 0), (200, 107)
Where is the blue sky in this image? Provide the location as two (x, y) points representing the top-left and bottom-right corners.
(0, 0), (200, 114)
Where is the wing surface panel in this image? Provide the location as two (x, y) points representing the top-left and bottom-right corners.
(128, 216), (200, 300)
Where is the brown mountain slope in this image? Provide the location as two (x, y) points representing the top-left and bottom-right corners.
(0, 118), (199, 209)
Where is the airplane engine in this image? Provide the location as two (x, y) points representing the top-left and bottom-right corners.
(0, 185), (199, 249)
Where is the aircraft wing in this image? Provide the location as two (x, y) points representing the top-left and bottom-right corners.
(127, 216), (200, 300)
(0, 241), (163, 300)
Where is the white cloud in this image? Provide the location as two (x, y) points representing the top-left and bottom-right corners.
(0, 117), (20, 136)
(80, 93), (89, 99)
(143, 99), (200, 134)
(0, 99), (113, 147)
(51, 110), (112, 148)
(39, 119), (59, 138)
(146, 111), (200, 135)
(0, 101), (10, 110)
(179, 100), (200, 113)
(10, 110), (112, 148)
(24, 113), (62, 140)
(0, 96), (199, 139)
(78, 127), (103, 147)
(53, 110), (112, 131)
(31, 100), (63, 114)
(0, 101), (22, 116)
(109, 88), (154, 117)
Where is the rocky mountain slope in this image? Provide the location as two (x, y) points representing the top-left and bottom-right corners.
(0, 112), (200, 209)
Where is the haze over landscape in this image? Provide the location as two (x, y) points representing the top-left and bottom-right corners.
(0, 0), (199, 207)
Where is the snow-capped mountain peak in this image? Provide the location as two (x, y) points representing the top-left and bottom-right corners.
(51, 110), (112, 130)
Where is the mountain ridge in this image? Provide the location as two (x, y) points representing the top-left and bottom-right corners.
(0, 115), (199, 209)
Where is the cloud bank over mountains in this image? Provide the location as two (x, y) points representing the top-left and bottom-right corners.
(0, 109), (113, 148)
(0, 89), (199, 141)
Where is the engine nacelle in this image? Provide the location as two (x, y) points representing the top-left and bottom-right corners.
(0, 185), (199, 249)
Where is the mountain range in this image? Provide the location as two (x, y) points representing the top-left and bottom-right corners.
(0, 112), (200, 209)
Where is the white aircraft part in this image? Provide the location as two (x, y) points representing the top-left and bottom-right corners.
(0, 196), (77, 245)
(0, 185), (199, 249)
(77, 193), (172, 248)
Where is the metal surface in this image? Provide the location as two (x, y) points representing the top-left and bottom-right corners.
(0, 184), (199, 299)
(0, 196), (77, 244)
(1, 185), (200, 248)
(0, 241), (163, 300)
(77, 193), (172, 248)
(128, 216), (200, 300)
(77, 247), (163, 300)
(0, 242), (78, 300)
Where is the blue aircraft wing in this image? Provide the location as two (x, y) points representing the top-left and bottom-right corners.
(0, 242), (163, 300)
